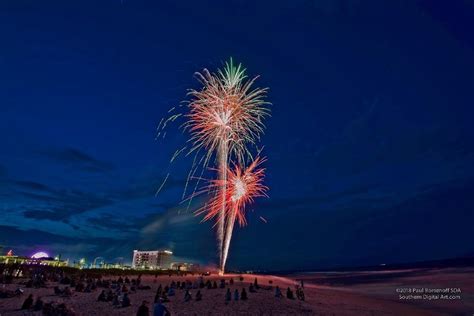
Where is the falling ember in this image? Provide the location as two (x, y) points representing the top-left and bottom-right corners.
(259, 216), (268, 223)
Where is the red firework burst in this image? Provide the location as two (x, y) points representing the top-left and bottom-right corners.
(195, 156), (268, 226)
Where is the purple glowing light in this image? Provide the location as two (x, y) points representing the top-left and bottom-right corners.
(31, 251), (49, 259)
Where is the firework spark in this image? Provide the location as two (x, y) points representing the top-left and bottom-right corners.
(184, 58), (270, 163)
(194, 156), (268, 272)
(183, 59), (269, 273)
(156, 58), (270, 274)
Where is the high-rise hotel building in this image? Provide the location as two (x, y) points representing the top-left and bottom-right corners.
(132, 249), (173, 269)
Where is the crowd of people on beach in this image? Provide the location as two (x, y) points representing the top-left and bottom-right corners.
(11, 269), (151, 315)
(21, 293), (76, 315)
(0, 264), (307, 315)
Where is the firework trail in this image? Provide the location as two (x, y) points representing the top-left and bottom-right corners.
(193, 156), (268, 272)
(156, 58), (270, 274)
(184, 59), (269, 273)
(222, 157), (268, 270)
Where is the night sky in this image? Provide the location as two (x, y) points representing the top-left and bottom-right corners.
(1, 0), (473, 271)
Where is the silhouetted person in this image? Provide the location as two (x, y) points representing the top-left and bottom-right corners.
(153, 299), (170, 316)
(225, 288), (231, 302)
(33, 297), (43, 311)
(63, 286), (72, 297)
(286, 287), (294, 299)
(184, 289), (192, 302)
(21, 294), (33, 310)
(254, 278), (259, 289)
(107, 290), (114, 301)
(234, 289), (239, 301)
(275, 286), (283, 298)
(195, 290), (202, 301)
(122, 293), (131, 307)
(112, 294), (120, 307)
(98, 290), (107, 302)
(241, 288), (248, 300)
(137, 300), (149, 316)
(85, 283), (92, 292)
(296, 286), (305, 301)
(155, 285), (162, 302)
(161, 292), (169, 303)
(54, 286), (62, 295)
(212, 281), (218, 289)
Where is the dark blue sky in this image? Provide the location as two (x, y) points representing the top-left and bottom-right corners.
(1, 0), (473, 270)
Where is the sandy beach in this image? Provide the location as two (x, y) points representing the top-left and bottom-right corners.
(0, 267), (472, 315)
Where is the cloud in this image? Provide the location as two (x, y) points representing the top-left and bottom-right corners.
(86, 213), (139, 230)
(229, 177), (474, 271)
(19, 190), (113, 221)
(0, 225), (89, 251)
(40, 147), (115, 173)
(13, 180), (51, 191)
(255, 183), (391, 215)
(0, 224), (122, 261)
(138, 195), (206, 237)
(114, 172), (188, 201)
(3, 174), (134, 224)
(22, 209), (58, 220)
(0, 167), (187, 240)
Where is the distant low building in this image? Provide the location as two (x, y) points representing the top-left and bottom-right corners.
(0, 251), (68, 267)
(170, 262), (199, 272)
(132, 249), (173, 270)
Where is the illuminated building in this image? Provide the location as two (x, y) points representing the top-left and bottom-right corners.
(0, 250), (68, 267)
(31, 251), (50, 259)
(132, 249), (173, 270)
(170, 262), (199, 272)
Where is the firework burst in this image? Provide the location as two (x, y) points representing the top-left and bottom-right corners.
(184, 58), (270, 163)
(195, 156), (267, 225)
(156, 58), (270, 274)
(183, 59), (269, 273)
(194, 156), (268, 272)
